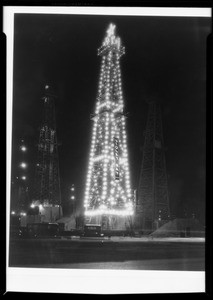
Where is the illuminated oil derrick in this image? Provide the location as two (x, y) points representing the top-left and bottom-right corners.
(136, 99), (170, 232)
(32, 85), (62, 221)
(84, 24), (133, 230)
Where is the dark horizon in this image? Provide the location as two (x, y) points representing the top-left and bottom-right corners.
(11, 13), (211, 223)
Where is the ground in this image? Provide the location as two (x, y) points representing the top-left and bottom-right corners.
(9, 236), (205, 271)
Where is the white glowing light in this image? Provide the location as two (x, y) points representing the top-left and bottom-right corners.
(20, 146), (27, 152)
(85, 209), (133, 217)
(84, 24), (132, 215)
(20, 162), (27, 168)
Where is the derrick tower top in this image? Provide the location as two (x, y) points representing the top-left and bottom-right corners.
(98, 23), (125, 57)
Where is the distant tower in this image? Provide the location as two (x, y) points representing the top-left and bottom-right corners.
(32, 85), (62, 222)
(83, 24), (133, 230)
(136, 99), (170, 231)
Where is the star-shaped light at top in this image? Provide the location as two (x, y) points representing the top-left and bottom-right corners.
(98, 23), (124, 56)
(107, 23), (116, 37)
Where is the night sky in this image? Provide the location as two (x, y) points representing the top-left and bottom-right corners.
(11, 13), (211, 223)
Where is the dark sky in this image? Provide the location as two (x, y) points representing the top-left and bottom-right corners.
(11, 13), (211, 222)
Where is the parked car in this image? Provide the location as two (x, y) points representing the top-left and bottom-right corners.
(82, 224), (104, 237)
(19, 222), (59, 238)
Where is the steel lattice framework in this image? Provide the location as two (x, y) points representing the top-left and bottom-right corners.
(136, 100), (170, 231)
(32, 86), (61, 207)
(83, 24), (133, 229)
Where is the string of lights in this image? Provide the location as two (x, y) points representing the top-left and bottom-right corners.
(84, 24), (133, 218)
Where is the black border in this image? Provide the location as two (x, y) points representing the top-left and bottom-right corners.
(2, 1), (213, 297)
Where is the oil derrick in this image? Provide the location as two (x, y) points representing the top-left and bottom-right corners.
(83, 24), (133, 230)
(31, 85), (62, 222)
(136, 99), (170, 232)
